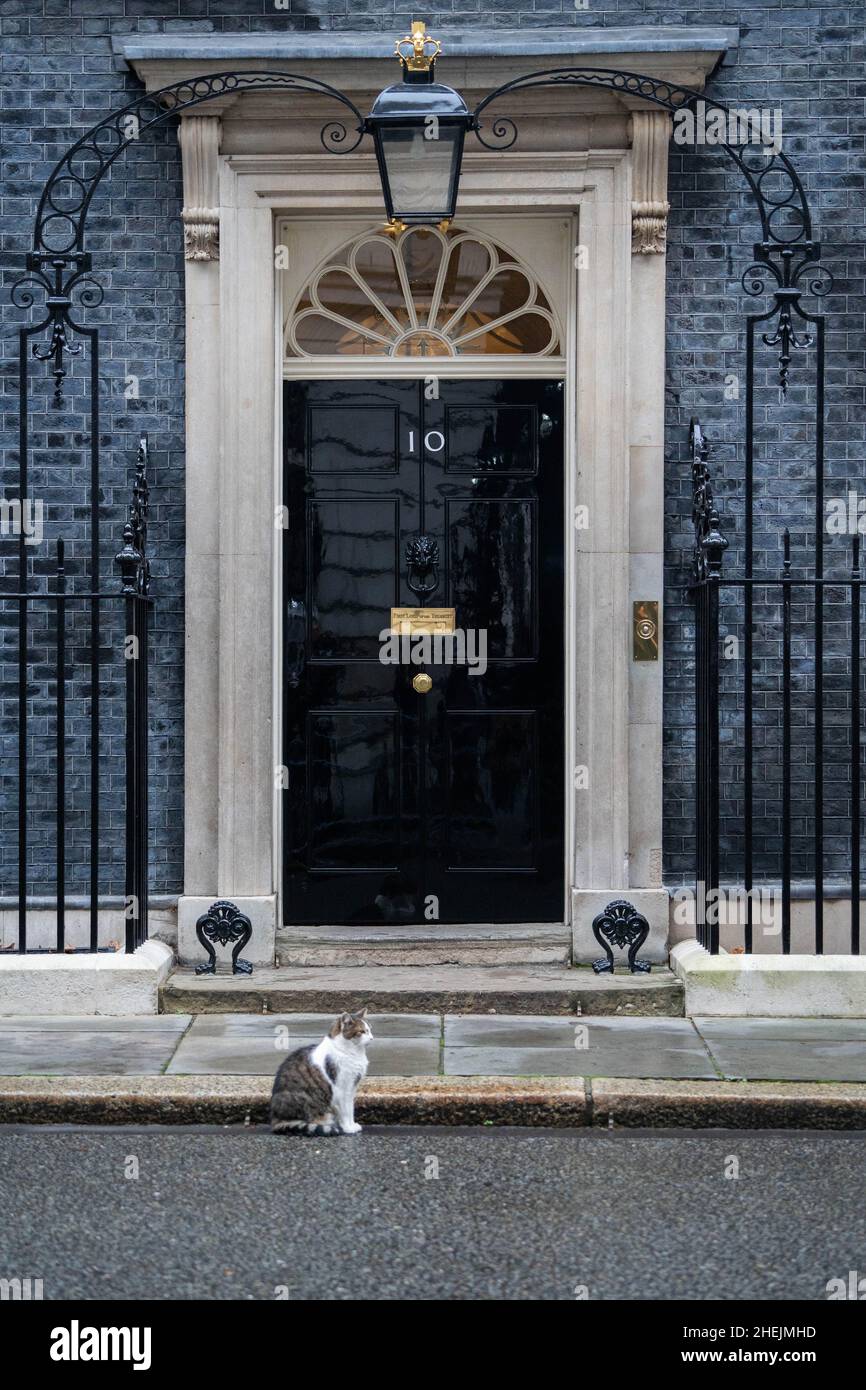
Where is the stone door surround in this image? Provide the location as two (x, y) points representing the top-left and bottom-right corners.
(115, 27), (736, 959)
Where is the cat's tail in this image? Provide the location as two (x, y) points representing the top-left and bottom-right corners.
(271, 1114), (343, 1137)
(271, 1117), (307, 1135)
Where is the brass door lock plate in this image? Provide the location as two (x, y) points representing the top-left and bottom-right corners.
(412, 672), (433, 694)
(633, 601), (660, 661)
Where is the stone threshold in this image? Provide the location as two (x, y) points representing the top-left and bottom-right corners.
(275, 922), (571, 968)
(3, 1075), (865, 1130)
(278, 922), (569, 942)
(161, 963), (684, 1017)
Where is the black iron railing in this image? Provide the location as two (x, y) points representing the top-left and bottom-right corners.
(691, 419), (863, 955)
(116, 435), (152, 954)
(2, 435), (151, 954)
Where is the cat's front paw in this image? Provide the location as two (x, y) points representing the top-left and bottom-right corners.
(342, 1121), (363, 1135)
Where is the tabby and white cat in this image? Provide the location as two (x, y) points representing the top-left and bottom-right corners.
(270, 1008), (373, 1136)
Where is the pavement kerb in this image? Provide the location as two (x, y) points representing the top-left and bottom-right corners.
(3, 1075), (866, 1128)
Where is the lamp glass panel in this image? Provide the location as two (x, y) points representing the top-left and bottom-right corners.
(380, 124), (461, 219)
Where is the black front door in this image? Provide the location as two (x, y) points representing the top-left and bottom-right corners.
(282, 377), (564, 925)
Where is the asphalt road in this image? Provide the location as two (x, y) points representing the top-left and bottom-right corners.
(0, 1126), (864, 1301)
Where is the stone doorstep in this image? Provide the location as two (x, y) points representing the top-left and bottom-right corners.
(3, 1074), (866, 1129)
(160, 963), (685, 1017)
(275, 945), (570, 967)
(275, 923), (570, 967)
(0, 942), (174, 1017)
(672, 941), (866, 1019)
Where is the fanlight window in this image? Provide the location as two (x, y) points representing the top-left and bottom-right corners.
(285, 226), (561, 359)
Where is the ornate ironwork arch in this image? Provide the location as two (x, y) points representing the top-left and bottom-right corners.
(472, 66), (832, 396)
(13, 64), (832, 410)
(473, 66), (810, 242)
(13, 63), (832, 405)
(14, 71), (365, 406)
(32, 69), (365, 258)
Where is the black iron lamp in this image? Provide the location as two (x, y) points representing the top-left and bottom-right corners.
(366, 22), (471, 230)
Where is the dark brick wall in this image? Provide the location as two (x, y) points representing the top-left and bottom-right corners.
(1, 2), (863, 900)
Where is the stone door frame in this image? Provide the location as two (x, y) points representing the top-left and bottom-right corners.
(176, 133), (672, 957)
(115, 36), (732, 960)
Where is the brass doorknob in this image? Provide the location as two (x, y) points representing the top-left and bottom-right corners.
(412, 672), (433, 694)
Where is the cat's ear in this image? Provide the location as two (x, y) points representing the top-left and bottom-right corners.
(329, 1016), (343, 1038)
(355, 1007), (369, 1020)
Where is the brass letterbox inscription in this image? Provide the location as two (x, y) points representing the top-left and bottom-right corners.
(633, 600), (660, 661)
(390, 607), (456, 635)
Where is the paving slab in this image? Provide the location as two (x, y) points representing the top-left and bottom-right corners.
(694, 1017), (866, 1082)
(694, 1017), (866, 1042)
(445, 1015), (579, 1047)
(166, 1014), (439, 1076)
(698, 1038), (866, 1082)
(722, 1043), (866, 1084)
(0, 1015), (191, 1076)
(444, 1014), (715, 1079)
(571, 1022), (717, 1079)
(183, 1012), (441, 1040)
(0, 1015), (191, 1034)
(444, 1045), (584, 1077)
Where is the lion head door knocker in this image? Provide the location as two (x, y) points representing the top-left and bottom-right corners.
(591, 899), (651, 975)
(195, 899), (254, 976)
(406, 534), (440, 597)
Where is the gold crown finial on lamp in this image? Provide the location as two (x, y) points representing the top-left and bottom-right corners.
(395, 21), (441, 72)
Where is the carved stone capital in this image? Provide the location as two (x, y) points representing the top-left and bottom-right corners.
(629, 110), (671, 255)
(178, 115), (221, 262)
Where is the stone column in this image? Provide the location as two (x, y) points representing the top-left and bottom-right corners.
(570, 159), (638, 960)
(572, 111), (672, 966)
(627, 108), (670, 903)
(179, 114), (221, 902)
(175, 115), (277, 968)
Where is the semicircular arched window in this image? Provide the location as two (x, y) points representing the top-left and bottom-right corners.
(285, 225), (562, 359)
